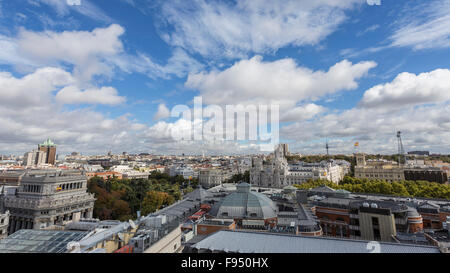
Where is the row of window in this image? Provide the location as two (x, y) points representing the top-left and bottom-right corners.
(358, 173), (402, 179)
(56, 182), (83, 192)
(22, 184), (42, 193)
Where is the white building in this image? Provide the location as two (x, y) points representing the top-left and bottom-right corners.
(23, 150), (47, 167)
(110, 165), (132, 173)
(199, 169), (223, 188)
(169, 165), (195, 179)
(122, 170), (150, 179)
(250, 144), (348, 188)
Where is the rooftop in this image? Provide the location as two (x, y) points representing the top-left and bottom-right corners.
(192, 230), (440, 253)
(0, 229), (88, 253)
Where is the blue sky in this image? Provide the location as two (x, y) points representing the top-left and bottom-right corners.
(0, 0), (449, 155)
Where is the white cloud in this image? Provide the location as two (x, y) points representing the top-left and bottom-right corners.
(157, 0), (363, 58)
(281, 104), (326, 122)
(153, 103), (171, 121)
(35, 0), (113, 23)
(128, 48), (204, 79)
(0, 67), (146, 155)
(186, 56), (376, 110)
(0, 34), (36, 69)
(1, 25), (202, 81)
(282, 104), (450, 154)
(390, 0), (450, 50)
(16, 24), (125, 81)
(281, 67), (450, 154)
(0, 67), (74, 108)
(55, 86), (126, 105)
(359, 69), (450, 108)
(356, 24), (380, 37)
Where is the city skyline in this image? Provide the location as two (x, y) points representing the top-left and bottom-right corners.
(0, 0), (449, 156)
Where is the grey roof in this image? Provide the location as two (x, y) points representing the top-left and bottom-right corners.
(310, 185), (336, 193)
(418, 201), (440, 209)
(0, 229), (89, 253)
(349, 200), (408, 212)
(215, 184), (278, 219)
(192, 230), (440, 253)
(407, 207), (421, 218)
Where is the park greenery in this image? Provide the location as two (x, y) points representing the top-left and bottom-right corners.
(294, 176), (450, 200)
(87, 171), (198, 221)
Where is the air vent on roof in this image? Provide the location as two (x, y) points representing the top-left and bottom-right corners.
(363, 202), (370, 208)
(371, 203), (378, 209)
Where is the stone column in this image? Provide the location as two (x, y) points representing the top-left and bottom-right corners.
(8, 218), (16, 234)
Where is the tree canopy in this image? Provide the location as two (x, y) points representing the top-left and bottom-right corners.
(294, 176), (450, 200)
(87, 171), (197, 221)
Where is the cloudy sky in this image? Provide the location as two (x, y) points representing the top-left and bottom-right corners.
(0, 0), (449, 156)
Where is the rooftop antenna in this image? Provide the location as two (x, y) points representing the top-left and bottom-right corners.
(397, 131), (406, 165)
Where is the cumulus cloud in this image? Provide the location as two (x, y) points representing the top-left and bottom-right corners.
(281, 104), (326, 122)
(0, 24), (202, 81)
(16, 24), (125, 81)
(0, 66), (146, 155)
(157, 0), (363, 58)
(55, 86), (126, 105)
(186, 56), (376, 109)
(0, 67), (74, 108)
(282, 103), (450, 154)
(359, 69), (450, 108)
(153, 103), (171, 121)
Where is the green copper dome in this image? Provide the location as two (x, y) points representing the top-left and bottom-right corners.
(39, 138), (56, 147)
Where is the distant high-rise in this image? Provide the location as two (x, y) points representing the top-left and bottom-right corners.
(23, 150), (47, 167)
(279, 143), (290, 157)
(38, 139), (57, 165)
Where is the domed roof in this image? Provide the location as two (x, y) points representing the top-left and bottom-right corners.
(216, 182), (277, 219)
(407, 207), (421, 218)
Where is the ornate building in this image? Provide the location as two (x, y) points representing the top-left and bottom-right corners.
(1, 170), (95, 234)
(354, 153), (405, 182)
(250, 144), (347, 188)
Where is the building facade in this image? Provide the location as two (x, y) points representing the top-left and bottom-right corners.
(23, 150), (47, 167)
(0, 211), (9, 239)
(169, 165), (195, 179)
(0, 171), (25, 186)
(313, 198), (422, 242)
(2, 170), (95, 234)
(250, 144), (347, 188)
(354, 153), (405, 182)
(38, 139), (57, 165)
(199, 169), (223, 188)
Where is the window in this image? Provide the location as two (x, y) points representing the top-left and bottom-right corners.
(372, 217), (379, 226)
(373, 228), (381, 240)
